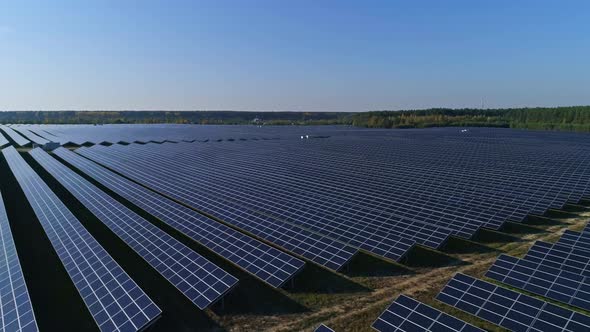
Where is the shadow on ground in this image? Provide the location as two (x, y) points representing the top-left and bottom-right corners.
(524, 215), (567, 226)
(442, 236), (500, 255)
(343, 252), (413, 277)
(500, 222), (547, 235)
(286, 263), (371, 294)
(562, 204), (589, 213)
(543, 209), (579, 219)
(471, 228), (522, 244)
(212, 276), (308, 316)
(401, 245), (466, 268)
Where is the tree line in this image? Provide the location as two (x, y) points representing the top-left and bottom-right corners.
(350, 106), (590, 132)
(0, 111), (350, 125)
(1, 107), (590, 132)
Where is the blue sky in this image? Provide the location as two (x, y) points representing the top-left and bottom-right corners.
(1, 0), (589, 111)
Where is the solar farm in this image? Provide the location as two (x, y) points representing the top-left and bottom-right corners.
(0, 124), (590, 332)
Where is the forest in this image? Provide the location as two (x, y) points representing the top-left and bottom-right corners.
(350, 106), (590, 131)
(1, 106), (590, 131)
(0, 111), (349, 125)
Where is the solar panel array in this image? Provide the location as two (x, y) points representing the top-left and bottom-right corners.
(76, 146), (358, 271)
(1, 125), (590, 331)
(30, 148), (238, 310)
(53, 147), (304, 288)
(2, 146), (161, 332)
(102, 143), (430, 254)
(372, 294), (483, 332)
(437, 273), (590, 332)
(0, 192), (38, 332)
(61, 126), (590, 267)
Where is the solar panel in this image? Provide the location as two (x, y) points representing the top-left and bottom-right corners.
(315, 323), (335, 332)
(0, 131), (8, 147)
(372, 294), (483, 332)
(486, 254), (590, 311)
(437, 273), (590, 332)
(30, 148), (238, 309)
(76, 147), (358, 271)
(523, 241), (590, 277)
(0, 192), (39, 332)
(2, 146), (161, 332)
(0, 126), (30, 147)
(53, 147), (305, 288)
(11, 126), (50, 145)
(557, 230), (590, 253)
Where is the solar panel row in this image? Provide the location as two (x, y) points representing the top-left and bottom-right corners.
(53, 147), (305, 288)
(0, 192), (38, 332)
(76, 146), (358, 271)
(30, 148), (238, 310)
(372, 295), (483, 332)
(557, 230), (590, 254)
(437, 273), (590, 332)
(23, 123), (307, 145)
(2, 146), (161, 332)
(10, 127), (50, 145)
(0, 132), (8, 148)
(523, 241), (590, 278)
(0, 126), (30, 147)
(486, 254), (590, 311)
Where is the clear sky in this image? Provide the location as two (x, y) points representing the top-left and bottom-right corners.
(1, 0), (589, 111)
